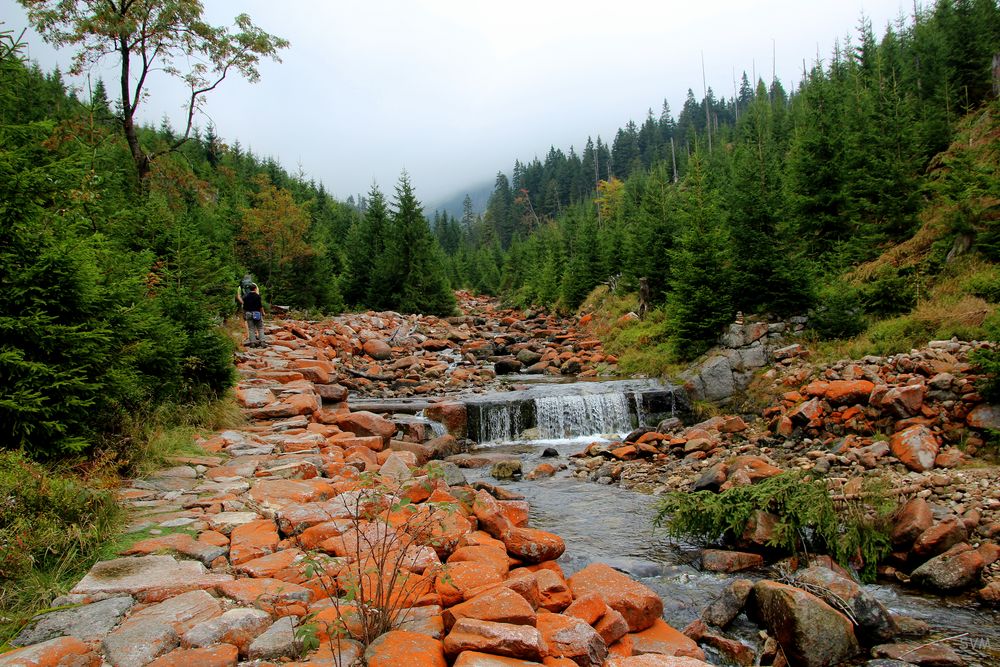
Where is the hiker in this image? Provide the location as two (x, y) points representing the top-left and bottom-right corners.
(236, 274), (254, 341)
(242, 283), (266, 348)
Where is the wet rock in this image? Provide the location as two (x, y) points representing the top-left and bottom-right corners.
(912, 518), (968, 560)
(442, 587), (537, 631)
(12, 596), (135, 646)
(629, 618), (705, 660)
(536, 612), (609, 667)
(606, 657), (712, 667)
(491, 459), (523, 480)
(752, 580), (859, 667)
(701, 579), (753, 628)
(794, 566), (898, 643)
(700, 550), (763, 573)
(494, 358), (523, 375)
(333, 410), (397, 441)
(424, 402), (468, 439)
(871, 642), (965, 667)
(568, 563), (663, 633)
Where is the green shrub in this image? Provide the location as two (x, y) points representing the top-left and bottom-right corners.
(859, 267), (918, 316)
(653, 471), (893, 581)
(809, 283), (867, 340)
(970, 313), (1000, 402)
(964, 267), (1000, 303)
(0, 450), (121, 595)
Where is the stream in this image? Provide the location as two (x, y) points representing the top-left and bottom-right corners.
(446, 381), (1000, 666)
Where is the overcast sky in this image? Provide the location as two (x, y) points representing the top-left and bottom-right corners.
(3, 0), (911, 205)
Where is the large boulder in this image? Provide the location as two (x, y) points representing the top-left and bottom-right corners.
(752, 580), (859, 667)
(889, 425), (939, 472)
(891, 498), (933, 549)
(794, 566), (898, 644)
(568, 563), (663, 633)
(536, 612), (608, 667)
(909, 543), (986, 592)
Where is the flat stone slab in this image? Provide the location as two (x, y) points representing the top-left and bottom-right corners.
(71, 555), (233, 602)
(12, 596), (135, 646)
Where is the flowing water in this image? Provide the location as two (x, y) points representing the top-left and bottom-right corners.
(454, 382), (1000, 666)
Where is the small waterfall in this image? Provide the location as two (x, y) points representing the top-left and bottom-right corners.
(534, 393), (632, 439)
(475, 402), (529, 443)
(632, 392), (646, 428)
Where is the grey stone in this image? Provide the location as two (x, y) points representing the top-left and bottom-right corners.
(720, 323), (746, 348)
(427, 461), (467, 487)
(153, 466), (198, 479)
(12, 596), (135, 646)
(702, 579), (752, 628)
(794, 566), (898, 643)
(378, 452), (413, 481)
(70, 555), (232, 600)
(753, 580), (859, 667)
(516, 349), (543, 365)
(248, 616), (298, 660)
(738, 343), (768, 370)
(698, 355), (735, 402)
(102, 618), (179, 667)
(182, 607), (271, 653)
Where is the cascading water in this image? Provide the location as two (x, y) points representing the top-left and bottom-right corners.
(462, 379), (687, 444)
(475, 403), (529, 443)
(534, 393), (632, 439)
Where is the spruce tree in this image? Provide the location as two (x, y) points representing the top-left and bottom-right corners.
(378, 172), (455, 316)
(667, 155), (734, 360)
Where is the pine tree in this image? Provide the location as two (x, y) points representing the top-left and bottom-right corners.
(667, 155), (734, 360)
(343, 184), (388, 308)
(377, 172), (455, 316)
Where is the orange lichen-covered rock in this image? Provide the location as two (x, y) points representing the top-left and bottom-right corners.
(436, 561), (506, 607)
(147, 644), (238, 667)
(443, 619), (546, 662)
(629, 619), (705, 660)
(443, 587), (538, 631)
(536, 612), (608, 667)
(568, 563), (663, 633)
(229, 519), (280, 566)
(0, 636), (100, 667)
(364, 630), (446, 667)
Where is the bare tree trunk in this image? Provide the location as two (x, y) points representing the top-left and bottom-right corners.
(993, 53), (1000, 98)
(670, 137), (678, 183)
(118, 32), (150, 183)
(702, 52), (711, 152)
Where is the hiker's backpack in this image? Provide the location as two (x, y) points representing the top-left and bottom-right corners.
(239, 275), (254, 298)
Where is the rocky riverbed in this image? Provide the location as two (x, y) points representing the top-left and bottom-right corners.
(3, 296), (999, 667)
